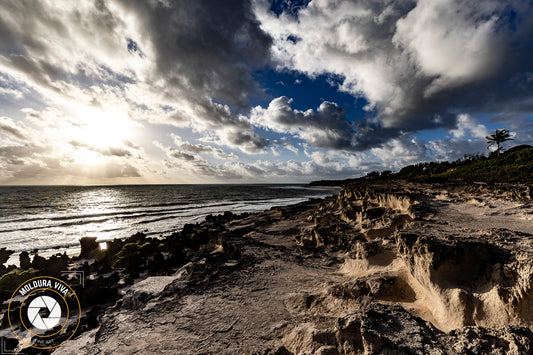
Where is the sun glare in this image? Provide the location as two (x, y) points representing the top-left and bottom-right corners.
(64, 107), (138, 166)
(78, 108), (131, 149)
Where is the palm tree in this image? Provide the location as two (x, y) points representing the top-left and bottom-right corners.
(486, 129), (513, 157)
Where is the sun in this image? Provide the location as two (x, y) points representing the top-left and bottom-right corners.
(64, 106), (138, 166)
(77, 108), (131, 149)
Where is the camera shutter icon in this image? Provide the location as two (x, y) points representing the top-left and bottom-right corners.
(27, 296), (62, 330)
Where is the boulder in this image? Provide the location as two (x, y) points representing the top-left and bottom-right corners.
(79, 237), (101, 259)
(19, 251), (32, 269)
(0, 248), (13, 265)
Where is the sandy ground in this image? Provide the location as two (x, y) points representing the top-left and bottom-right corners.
(53, 182), (533, 354)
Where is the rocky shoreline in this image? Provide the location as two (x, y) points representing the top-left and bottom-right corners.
(1, 180), (532, 354)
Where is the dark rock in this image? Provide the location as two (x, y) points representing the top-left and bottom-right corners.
(20, 345), (51, 354)
(130, 232), (148, 243)
(81, 285), (119, 307)
(148, 251), (165, 273)
(105, 238), (124, 258)
(79, 237), (101, 259)
(32, 254), (47, 270)
(335, 304), (533, 355)
(46, 253), (69, 274)
(0, 290), (11, 304)
(0, 268), (39, 291)
(114, 241), (147, 272)
(19, 251), (32, 269)
(31, 253), (69, 274)
(0, 248), (13, 265)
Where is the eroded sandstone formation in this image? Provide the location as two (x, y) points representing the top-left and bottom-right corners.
(279, 181), (533, 354)
(1, 180), (532, 354)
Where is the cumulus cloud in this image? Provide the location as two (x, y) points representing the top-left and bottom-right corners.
(449, 114), (489, 140)
(0, 0), (273, 156)
(255, 0), (533, 133)
(371, 136), (427, 170)
(251, 96), (355, 149)
(1, 0), (532, 183)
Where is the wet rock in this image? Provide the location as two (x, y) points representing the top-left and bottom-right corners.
(19, 251), (31, 269)
(79, 237), (101, 259)
(0, 248), (13, 265)
(31, 253), (69, 274)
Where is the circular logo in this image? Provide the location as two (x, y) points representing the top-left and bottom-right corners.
(8, 276), (81, 350)
(27, 295), (62, 330)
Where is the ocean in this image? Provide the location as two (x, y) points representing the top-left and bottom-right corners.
(0, 184), (338, 262)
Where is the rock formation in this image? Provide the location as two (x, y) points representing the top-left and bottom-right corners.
(1, 180), (533, 354)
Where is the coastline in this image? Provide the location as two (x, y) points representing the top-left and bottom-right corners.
(1, 180), (533, 353)
(0, 184), (338, 267)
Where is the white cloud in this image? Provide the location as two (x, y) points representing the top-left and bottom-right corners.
(450, 114), (489, 140)
(251, 96), (354, 149)
(171, 134), (238, 160)
(394, 0), (502, 95)
(371, 136), (427, 169)
(255, 0), (533, 131)
(0, 116), (28, 140)
(0, 0), (532, 184)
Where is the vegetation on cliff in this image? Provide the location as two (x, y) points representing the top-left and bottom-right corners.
(309, 145), (533, 186)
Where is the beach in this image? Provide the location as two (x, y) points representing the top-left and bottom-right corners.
(0, 184), (337, 264)
(1, 180), (532, 354)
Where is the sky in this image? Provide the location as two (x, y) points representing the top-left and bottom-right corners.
(0, 0), (532, 185)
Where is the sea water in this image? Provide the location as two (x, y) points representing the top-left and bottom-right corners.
(0, 184), (338, 260)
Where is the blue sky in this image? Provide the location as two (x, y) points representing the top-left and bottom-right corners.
(0, 0), (532, 184)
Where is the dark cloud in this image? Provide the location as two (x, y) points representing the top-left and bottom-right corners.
(172, 135), (238, 160)
(258, 0), (533, 147)
(117, 0), (273, 152)
(251, 96), (401, 151)
(119, 0), (271, 108)
(0, 144), (45, 160)
(170, 150), (195, 162)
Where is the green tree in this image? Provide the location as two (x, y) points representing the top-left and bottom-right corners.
(486, 129), (513, 157)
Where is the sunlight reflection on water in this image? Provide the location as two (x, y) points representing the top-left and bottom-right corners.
(0, 184), (339, 265)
